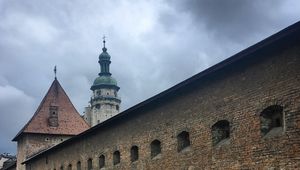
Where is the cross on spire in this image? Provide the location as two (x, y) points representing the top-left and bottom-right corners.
(102, 35), (106, 48)
(54, 65), (57, 79)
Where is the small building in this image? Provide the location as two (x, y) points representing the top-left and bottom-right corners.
(12, 78), (90, 170)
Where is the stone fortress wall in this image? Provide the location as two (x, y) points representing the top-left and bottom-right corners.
(24, 24), (300, 170)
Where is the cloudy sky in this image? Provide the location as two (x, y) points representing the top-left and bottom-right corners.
(1, 0), (300, 154)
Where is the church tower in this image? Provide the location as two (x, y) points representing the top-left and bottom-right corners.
(84, 38), (121, 126)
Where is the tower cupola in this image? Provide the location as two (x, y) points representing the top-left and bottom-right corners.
(91, 38), (120, 91)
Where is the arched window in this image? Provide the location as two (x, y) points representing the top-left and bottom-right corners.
(76, 161), (81, 170)
(150, 140), (161, 158)
(87, 158), (92, 170)
(113, 151), (120, 165)
(99, 155), (105, 168)
(211, 120), (230, 146)
(130, 146), (139, 162)
(67, 164), (72, 170)
(260, 105), (283, 136)
(177, 131), (191, 152)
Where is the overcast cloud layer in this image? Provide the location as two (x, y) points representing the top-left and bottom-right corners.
(0, 0), (300, 154)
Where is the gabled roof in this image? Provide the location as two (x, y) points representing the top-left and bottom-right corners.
(13, 78), (90, 141)
(23, 21), (300, 164)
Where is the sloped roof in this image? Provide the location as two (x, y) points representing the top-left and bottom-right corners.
(13, 78), (90, 141)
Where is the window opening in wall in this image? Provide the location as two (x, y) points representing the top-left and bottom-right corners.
(76, 161), (81, 170)
(45, 156), (48, 164)
(107, 92), (109, 95)
(60, 165), (64, 170)
(116, 105), (119, 111)
(131, 145), (139, 162)
(177, 131), (191, 152)
(211, 120), (230, 146)
(87, 158), (93, 170)
(113, 151), (120, 165)
(150, 140), (161, 158)
(67, 164), (72, 170)
(99, 155), (105, 168)
(48, 106), (59, 127)
(95, 104), (101, 109)
(260, 105), (283, 136)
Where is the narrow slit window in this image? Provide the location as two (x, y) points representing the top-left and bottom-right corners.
(177, 131), (191, 152)
(67, 164), (72, 170)
(260, 105), (283, 136)
(76, 161), (81, 170)
(87, 158), (92, 170)
(150, 140), (161, 158)
(131, 146), (139, 162)
(211, 120), (230, 146)
(113, 151), (120, 165)
(99, 155), (105, 168)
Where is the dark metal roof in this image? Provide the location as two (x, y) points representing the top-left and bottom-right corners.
(22, 21), (300, 164)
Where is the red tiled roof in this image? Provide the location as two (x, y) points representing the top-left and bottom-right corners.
(13, 78), (90, 141)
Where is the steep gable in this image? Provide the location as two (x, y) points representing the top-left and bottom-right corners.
(13, 78), (90, 141)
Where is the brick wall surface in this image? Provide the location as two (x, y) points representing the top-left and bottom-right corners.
(26, 45), (300, 170)
(17, 134), (72, 170)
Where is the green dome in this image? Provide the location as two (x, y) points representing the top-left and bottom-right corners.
(92, 75), (117, 86)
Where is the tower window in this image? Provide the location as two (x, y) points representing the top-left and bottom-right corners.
(99, 155), (105, 168)
(150, 140), (161, 158)
(76, 161), (81, 170)
(260, 105), (283, 136)
(177, 131), (191, 152)
(67, 164), (72, 170)
(131, 146), (139, 162)
(211, 120), (230, 146)
(48, 106), (59, 127)
(87, 158), (92, 170)
(113, 151), (120, 165)
(95, 104), (101, 109)
(116, 105), (119, 111)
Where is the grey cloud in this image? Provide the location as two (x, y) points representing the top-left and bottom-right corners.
(165, 0), (300, 44)
(0, 0), (300, 155)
